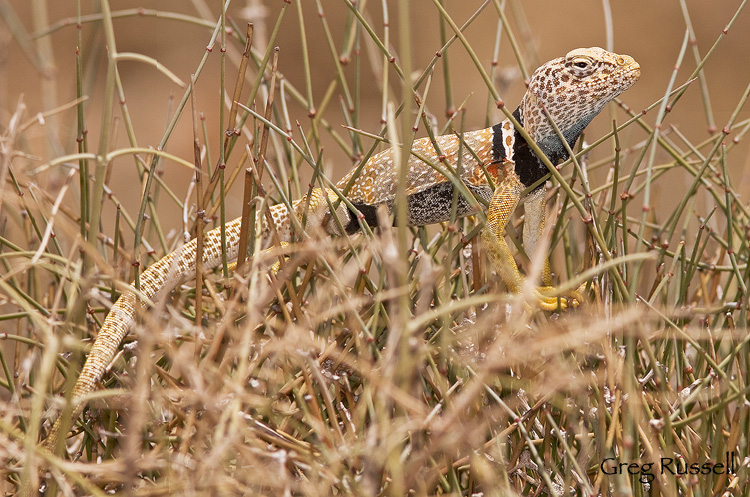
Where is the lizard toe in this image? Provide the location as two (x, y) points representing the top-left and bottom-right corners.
(533, 285), (585, 311)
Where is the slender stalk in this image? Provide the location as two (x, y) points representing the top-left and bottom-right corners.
(190, 75), (206, 331)
(86, 0), (118, 271)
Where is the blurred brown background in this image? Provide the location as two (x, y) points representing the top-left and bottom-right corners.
(2, 0), (750, 241)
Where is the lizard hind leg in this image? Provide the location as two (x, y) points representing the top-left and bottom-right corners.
(265, 188), (352, 272)
(263, 187), (349, 245)
(297, 188), (352, 237)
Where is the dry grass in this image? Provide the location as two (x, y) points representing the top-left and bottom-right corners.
(1, 1), (749, 496)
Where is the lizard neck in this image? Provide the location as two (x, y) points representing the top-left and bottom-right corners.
(507, 105), (584, 190)
(516, 99), (586, 166)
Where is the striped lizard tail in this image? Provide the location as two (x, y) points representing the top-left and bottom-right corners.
(42, 216), (243, 450)
(43, 188), (345, 450)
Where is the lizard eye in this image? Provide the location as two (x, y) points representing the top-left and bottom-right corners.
(567, 56), (596, 76)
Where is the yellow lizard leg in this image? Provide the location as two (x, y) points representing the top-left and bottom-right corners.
(482, 173), (524, 292)
(522, 187), (585, 308)
(482, 173), (581, 310)
(522, 187), (553, 287)
(268, 241), (290, 274)
(264, 187), (351, 272)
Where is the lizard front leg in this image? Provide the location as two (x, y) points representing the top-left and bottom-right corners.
(482, 172), (525, 293)
(522, 186), (584, 308)
(522, 187), (553, 287)
(482, 172), (580, 310)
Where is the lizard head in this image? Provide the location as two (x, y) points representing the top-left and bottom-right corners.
(520, 47), (640, 159)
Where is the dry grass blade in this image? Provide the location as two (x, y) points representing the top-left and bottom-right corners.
(0, 1), (748, 496)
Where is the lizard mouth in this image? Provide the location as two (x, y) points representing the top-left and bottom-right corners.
(623, 55), (641, 80)
(632, 62), (642, 80)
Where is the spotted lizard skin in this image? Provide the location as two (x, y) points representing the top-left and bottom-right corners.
(43, 47), (640, 449)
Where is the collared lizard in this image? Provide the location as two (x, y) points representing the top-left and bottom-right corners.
(42, 47), (640, 450)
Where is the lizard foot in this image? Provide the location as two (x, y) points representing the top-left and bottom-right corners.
(532, 284), (586, 311)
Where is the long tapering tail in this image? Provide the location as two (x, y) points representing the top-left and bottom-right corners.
(42, 216), (244, 449)
(42, 188), (343, 450)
